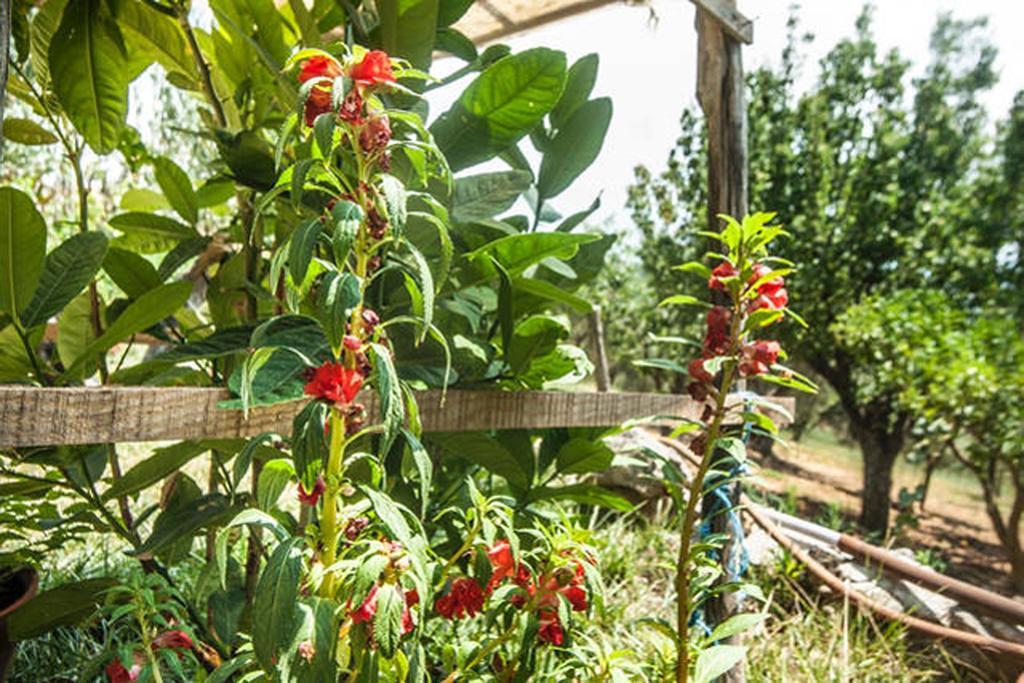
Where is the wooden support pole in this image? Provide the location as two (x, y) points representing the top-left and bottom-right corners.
(693, 1), (751, 681)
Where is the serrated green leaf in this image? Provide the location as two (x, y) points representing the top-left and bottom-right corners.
(20, 232), (107, 328)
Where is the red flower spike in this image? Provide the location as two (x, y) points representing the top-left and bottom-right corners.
(486, 540), (515, 592)
(298, 476), (326, 506)
(708, 261), (738, 291)
(303, 362), (363, 405)
(750, 287), (789, 312)
(350, 50), (396, 87)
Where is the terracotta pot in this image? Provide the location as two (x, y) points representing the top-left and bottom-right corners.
(0, 568), (39, 683)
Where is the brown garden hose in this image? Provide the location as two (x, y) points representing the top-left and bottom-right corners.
(652, 434), (1024, 664)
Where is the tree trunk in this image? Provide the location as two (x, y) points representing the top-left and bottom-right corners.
(855, 429), (900, 534)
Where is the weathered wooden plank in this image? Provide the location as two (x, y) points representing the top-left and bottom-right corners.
(0, 386), (792, 447)
(691, 0), (753, 44)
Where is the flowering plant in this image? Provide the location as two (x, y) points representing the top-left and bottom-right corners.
(657, 213), (815, 682)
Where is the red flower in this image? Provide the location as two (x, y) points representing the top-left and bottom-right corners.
(350, 50), (396, 87)
(351, 584), (379, 624)
(351, 584), (417, 634)
(702, 306), (732, 357)
(343, 335), (362, 351)
(739, 340), (782, 377)
(750, 287), (789, 312)
(359, 114), (392, 154)
(298, 56), (343, 84)
(435, 577), (486, 620)
(688, 358), (713, 383)
(486, 540), (515, 591)
(747, 263), (783, 292)
(747, 263), (788, 313)
(708, 261), (738, 291)
(105, 654), (144, 682)
(298, 476), (326, 506)
(537, 612), (564, 646)
(304, 362), (363, 405)
(298, 56), (343, 127)
(151, 629), (193, 652)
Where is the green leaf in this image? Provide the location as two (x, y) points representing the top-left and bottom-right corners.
(435, 27), (477, 62)
(709, 613), (764, 642)
(253, 538), (305, 670)
(401, 429), (432, 518)
(379, 0), (439, 70)
(103, 441), (210, 501)
(361, 486), (412, 546)
(62, 281), (191, 378)
(380, 175), (408, 237)
(56, 292), (97, 377)
(658, 294), (706, 308)
(120, 188), (168, 212)
(694, 644), (747, 683)
(48, 0), (130, 153)
(495, 259), (514, 356)
(288, 218), (323, 285)
(513, 276), (592, 314)
(258, 458), (296, 510)
(2, 117), (58, 145)
(550, 53), (599, 129)
(109, 212), (197, 253)
(431, 48), (567, 171)
(114, 0), (196, 81)
(452, 170), (533, 223)
(20, 232), (107, 329)
(430, 432), (529, 492)
(153, 156), (199, 225)
(331, 201), (361, 265)
(136, 492), (233, 556)
(537, 97), (612, 200)
(370, 343), (404, 456)
(527, 483), (632, 511)
(103, 246), (161, 298)
(315, 272), (361, 355)
(373, 583), (405, 658)
(555, 437), (614, 475)
(508, 315), (568, 375)
(29, 0), (68, 89)
(437, 0), (474, 26)
(7, 578), (117, 640)
(0, 186), (47, 317)
(468, 232), (598, 278)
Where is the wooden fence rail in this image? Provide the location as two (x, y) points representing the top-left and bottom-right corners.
(0, 387), (793, 448)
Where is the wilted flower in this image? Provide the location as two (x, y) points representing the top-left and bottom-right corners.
(298, 476), (326, 506)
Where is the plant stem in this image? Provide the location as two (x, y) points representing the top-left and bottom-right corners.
(675, 362), (735, 683)
(320, 405), (347, 598)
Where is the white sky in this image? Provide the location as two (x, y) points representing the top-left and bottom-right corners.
(429, 0), (1024, 230)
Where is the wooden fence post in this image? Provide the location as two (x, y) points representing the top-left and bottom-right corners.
(693, 1), (753, 681)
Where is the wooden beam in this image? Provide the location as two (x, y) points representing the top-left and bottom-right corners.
(690, 0), (753, 44)
(0, 387), (792, 448)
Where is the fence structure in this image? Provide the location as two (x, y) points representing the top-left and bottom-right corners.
(0, 386), (792, 447)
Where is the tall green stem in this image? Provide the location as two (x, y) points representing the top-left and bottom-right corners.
(676, 292), (744, 683)
(320, 406), (347, 598)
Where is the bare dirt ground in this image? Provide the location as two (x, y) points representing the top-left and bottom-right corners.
(753, 430), (1016, 597)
